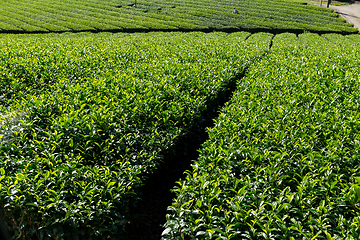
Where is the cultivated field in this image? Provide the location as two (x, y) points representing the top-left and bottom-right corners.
(0, 0), (360, 239)
(0, 0), (357, 33)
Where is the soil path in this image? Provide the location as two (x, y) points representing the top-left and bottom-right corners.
(318, 2), (360, 32)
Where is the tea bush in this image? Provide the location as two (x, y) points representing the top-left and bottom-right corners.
(163, 33), (360, 239)
(0, 31), (273, 239)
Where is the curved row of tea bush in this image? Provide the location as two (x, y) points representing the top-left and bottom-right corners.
(0, 0), (357, 33)
(163, 33), (360, 239)
(0, 31), (273, 239)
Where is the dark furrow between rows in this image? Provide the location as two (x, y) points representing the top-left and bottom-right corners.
(125, 35), (275, 239)
(125, 70), (248, 240)
(0, 28), (357, 36)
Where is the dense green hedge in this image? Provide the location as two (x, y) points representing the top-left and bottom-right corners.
(163, 33), (360, 239)
(0, 0), (357, 33)
(0, 31), (273, 239)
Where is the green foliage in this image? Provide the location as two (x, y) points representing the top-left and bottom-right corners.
(163, 33), (360, 239)
(0, 31), (272, 239)
(0, 0), (357, 33)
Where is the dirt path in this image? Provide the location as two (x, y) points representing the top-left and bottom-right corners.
(318, 3), (360, 32)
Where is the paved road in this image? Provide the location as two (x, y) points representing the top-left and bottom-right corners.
(319, 3), (360, 32)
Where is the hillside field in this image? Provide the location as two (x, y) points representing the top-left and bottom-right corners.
(0, 0), (358, 34)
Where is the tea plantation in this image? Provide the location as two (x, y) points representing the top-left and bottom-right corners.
(0, 0), (360, 239)
(0, 0), (357, 34)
